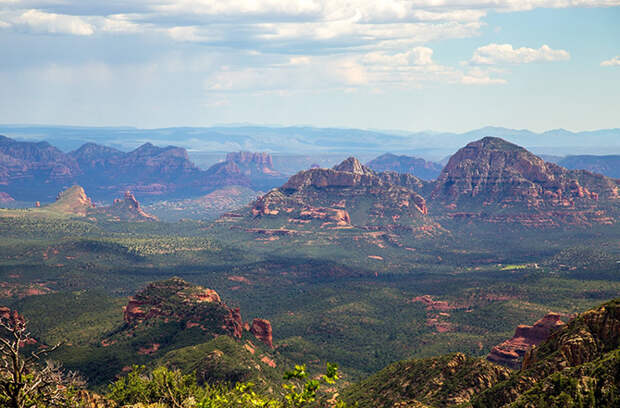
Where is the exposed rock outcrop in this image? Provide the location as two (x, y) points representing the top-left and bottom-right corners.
(487, 313), (565, 368)
(42, 186), (157, 221)
(247, 157), (433, 231)
(122, 278), (243, 339)
(250, 318), (273, 348)
(473, 298), (620, 407)
(122, 278), (272, 346)
(105, 191), (158, 221)
(44, 185), (95, 216)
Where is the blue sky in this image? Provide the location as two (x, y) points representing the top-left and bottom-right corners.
(0, 1), (618, 132)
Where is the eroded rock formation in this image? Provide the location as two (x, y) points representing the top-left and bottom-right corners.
(250, 318), (273, 348)
(487, 313), (565, 368)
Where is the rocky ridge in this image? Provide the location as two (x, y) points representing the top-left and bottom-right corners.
(473, 298), (620, 407)
(343, 353), (511, 408)
(345, 298), (620, 407)
(487, 313), (566, 369)
(249, 157), (431, 231)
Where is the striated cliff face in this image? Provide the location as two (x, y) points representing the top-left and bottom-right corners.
(487, 313), (566, 369)
(431, 137), (619, 226)
(250, 318), (273, 349)
(226, 152), (274, 170)
(249, 157), (431, 231)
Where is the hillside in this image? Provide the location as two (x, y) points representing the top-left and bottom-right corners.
(35, 278), (280, 386)
(343, 353), (511, 407)
(474, 298), (620, 407)
(145, 185), (260, 221)
(344, 298), (620, 407)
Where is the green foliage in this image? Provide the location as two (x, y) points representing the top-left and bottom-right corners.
(107, 363), (352, 408)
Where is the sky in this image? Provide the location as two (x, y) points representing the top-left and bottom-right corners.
(0, 1), (619, 133)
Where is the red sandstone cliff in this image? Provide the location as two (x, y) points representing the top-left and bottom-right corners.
(487, 313), (566, 368)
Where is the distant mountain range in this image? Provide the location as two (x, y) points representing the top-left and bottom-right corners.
(230, 137), (619, 230)
(0, 135), (286, 203)
(1, 125), (619, 159)
(558, 155), (620, 179)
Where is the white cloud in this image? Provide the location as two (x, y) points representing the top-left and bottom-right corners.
(601, 56), (620, 66)
(14, 9), (94, 35)
(363, 47), (435, 66)
(461, 67), (507, 85)
(469, 43), (570, 65)
(101, 14), (143, 33)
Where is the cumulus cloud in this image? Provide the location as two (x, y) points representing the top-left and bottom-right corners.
(363, 47), (435, 66)
(0, 0), (610, 95)
(13, 9), (94, 35)
(469, 43), (570, 65)
(601, 56), (620, 66)
(461, 67), (507, 85)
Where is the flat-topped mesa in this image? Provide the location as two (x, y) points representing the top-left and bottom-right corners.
(487, 312), (565, 369)
(226, 152), (274, 168)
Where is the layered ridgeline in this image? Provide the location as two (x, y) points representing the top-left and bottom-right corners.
(241, 157), (436, 233)
(0, 135), (285, 203)
(222, 137), (618, 238)
(559, 155), (620, 179)
(40, 185), (157, 221)
(344, 298), (620, 407)
(42, 278), (280, 387)
(430, 137), (619, 226)
(366, 153), (443, 181)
